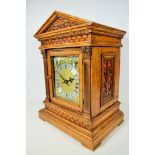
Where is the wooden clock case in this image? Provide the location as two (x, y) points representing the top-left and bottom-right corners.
(34, 11), (126, 150)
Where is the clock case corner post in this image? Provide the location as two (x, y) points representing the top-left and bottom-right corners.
(41, 49), (50, 103)
(81, 46), (92, 118)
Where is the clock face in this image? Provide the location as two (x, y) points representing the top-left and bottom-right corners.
(53, 56), (80, 105)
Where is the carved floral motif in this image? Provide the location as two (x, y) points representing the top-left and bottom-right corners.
(45, 16), (80, 32)
(101, 54), (114, 105)
(81, 46), (92, 58)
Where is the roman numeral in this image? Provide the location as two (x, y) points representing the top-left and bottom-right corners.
(75, 90), (78, 94)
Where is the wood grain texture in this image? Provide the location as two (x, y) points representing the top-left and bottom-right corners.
(91, 47), (121, 117)
(34, 10), (126, 151)
(41, 50), (50, 102)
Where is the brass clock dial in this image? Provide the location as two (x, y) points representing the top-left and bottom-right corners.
(53, 56), (80, 104)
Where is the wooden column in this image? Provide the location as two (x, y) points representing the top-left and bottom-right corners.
(82, 46), (92, 118)
(41, 50), (50, 102)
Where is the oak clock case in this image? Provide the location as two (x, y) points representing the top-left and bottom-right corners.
(34, 11), (126, 151)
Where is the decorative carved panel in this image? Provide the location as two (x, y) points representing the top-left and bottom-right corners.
(46, 104), (91, 130)
(45, 16), (80, 32)
(41, 33), (91, 48)
(81, 46), (92, 58)
(101, 53), (115, 106)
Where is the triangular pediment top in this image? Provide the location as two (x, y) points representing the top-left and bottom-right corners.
(34, 11), (92, 37)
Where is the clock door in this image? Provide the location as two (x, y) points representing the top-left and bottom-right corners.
(47, 48), (83, 112)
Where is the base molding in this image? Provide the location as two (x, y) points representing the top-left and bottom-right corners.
(39, 104), (124, 151)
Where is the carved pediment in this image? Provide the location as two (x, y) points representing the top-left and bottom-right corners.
(45, 16), (80, 32)
(34, 10), (126, 42)
(34, 11), (91, 37)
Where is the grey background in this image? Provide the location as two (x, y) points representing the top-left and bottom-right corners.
(27, 0), (129, 154)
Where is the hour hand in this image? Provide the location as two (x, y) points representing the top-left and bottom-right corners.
(63, 80), (70, 86)
(68, 77), (74, 83)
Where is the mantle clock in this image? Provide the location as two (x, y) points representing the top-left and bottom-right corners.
(34, 11), (126, 150)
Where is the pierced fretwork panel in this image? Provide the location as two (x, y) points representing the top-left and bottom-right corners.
(45, 16), (80, 32)
(101, 53), (115, 106)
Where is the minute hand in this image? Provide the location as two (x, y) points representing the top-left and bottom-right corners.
(56, 70), (69, 86)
